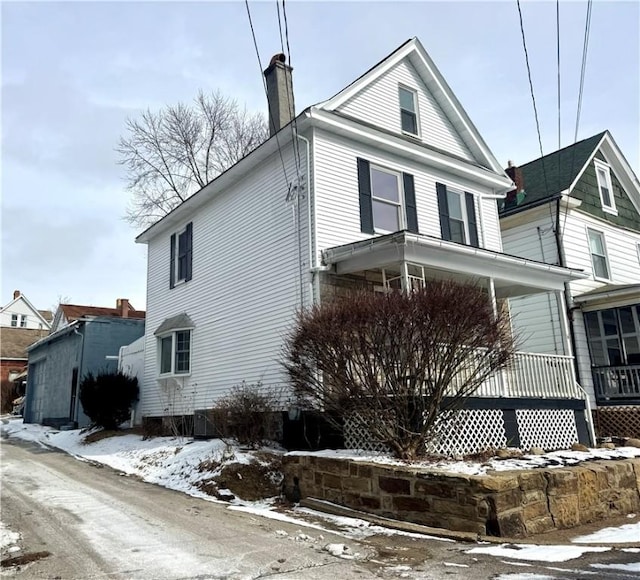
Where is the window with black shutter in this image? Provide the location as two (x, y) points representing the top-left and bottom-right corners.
(357, 158), (419, 235)
(436, 183), (479, 247)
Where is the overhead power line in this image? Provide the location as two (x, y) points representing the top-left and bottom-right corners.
(516, 0), (550, 198)
(574, 0), (593, 143)
(556, 0), (561, 152)
(244, 0), (291, 187)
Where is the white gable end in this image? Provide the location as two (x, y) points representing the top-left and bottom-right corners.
(337, 58), (474, 162)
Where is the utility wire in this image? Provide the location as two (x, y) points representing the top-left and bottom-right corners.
(516, 0), (551, 200)
(556, 0), (561, 152)
(244, 0), (291, 187)
(561, 0), (593, 240)
(574, 0), (593, 143)
(280, 0), (303, 185)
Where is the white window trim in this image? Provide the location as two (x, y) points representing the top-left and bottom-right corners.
(586, 227), (611, 281)
(446, 188), (471, 245)
(398, 85), (420, 138)
(172, 225), (190, 286)
(157, 328), (192, 377)
(370, 164), (405, 234)
(593, 159), (617, 215)
(10, 314), (18, 327)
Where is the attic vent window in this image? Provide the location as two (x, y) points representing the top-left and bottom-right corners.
(399, 86), (419, 136)
(594, 159), (617, 214)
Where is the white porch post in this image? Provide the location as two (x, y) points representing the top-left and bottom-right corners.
(400, 261), (410, 294)
(555, 290), (573, 358)
(488, 277), (508, 397)
(555, 289), (596, 445)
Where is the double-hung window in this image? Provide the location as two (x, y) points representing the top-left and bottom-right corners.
(10, 314), (26, 327)
(357, 158), (419, 235)
(159, 329), (192, 376)
(371, 166), (402, 233)
(399, 86), (419, 136)
(587, 228), (610, 280)
(170, 222), (193, 288)
(436, 183), (479, 247)
(594, 160), (616, 214)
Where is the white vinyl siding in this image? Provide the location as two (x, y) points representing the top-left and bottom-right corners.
(0, 297), (50, 330)
(140, 142), (309, 417)
(501, 204), (640, 402)
(313, 129), (503, 255)
(563, 212), (640, 297)
(338, 58), (474, 161)
(501, 206), (564, 354)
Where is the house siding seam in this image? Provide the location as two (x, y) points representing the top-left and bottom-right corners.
(140, 142), (309, 418)
(313, 129), (503, 255)
(337, 58), (474, 162)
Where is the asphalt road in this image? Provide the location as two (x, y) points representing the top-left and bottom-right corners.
(1, 436), (639, 580)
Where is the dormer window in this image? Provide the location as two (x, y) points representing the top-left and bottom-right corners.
(594, 159), (616, 214)
(399, 86), (418, 136)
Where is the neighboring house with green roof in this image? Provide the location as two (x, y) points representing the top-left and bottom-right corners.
(499, 131), (640, 430)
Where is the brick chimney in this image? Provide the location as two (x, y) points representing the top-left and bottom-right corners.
(264, 53), (295, 137)
(13, 290), (20, 299)
(116, 298), (130, 318)
(505, 160), (525, 193)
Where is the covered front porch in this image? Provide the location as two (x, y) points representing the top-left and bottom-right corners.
(575, 284), (640, 406)
(320, 231), (589, 402)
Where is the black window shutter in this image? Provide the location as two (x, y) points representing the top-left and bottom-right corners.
(185, 222), (193, 281)
(465, 192), (479, 247)
(436, 183), (451, 241)
(403, 173), (419, 234)
(357, 158), (374, 234)
(169, 233), (176, 289)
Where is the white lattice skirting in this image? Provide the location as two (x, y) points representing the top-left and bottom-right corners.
(344, 407), (582, 456)
(516, 409), (578, 451)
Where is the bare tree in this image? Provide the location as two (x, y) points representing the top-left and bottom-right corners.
(117, 90), (269, 228)
(283, 281), (516, 460)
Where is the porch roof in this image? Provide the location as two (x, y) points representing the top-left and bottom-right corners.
(322, 231), (588, 299)
(574, 283), (640, 309)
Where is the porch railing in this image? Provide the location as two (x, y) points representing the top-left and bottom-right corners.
(472, 352), (579, 399)
(592, 365), (640, 402)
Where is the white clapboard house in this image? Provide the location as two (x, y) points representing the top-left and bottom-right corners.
(499, 132), (640, 438)
(136, 38), (594, 453)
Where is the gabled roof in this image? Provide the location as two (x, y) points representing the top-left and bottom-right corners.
(1, 294), (52, 329)
(58, 304), (146, 323)
(318, 37), (505, 175)
(0, 327), (49, 359)
(137, 37), (512, 244)
(500, 131), (640, 216)
(60, 304), (146, 321)
(501, 132), (605, 213)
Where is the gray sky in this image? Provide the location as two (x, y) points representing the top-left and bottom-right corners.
(2, 1), (638, 311)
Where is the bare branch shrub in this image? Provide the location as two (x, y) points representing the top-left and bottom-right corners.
(211, 382), (282, 448)
(117, 90), (268, 228)
(283, 280), (516, 460)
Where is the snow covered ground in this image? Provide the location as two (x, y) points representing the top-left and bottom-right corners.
(2, 417), (639, 575)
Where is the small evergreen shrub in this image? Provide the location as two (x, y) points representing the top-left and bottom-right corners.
(79, 371), (139, 430)
(211, 382), (281, 447)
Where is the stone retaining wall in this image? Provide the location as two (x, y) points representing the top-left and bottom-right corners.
(283, 455), (640, 538)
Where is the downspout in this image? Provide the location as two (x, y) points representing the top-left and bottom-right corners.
(296, 133), (314, 306)
(554, 196), (582, 385)
(554, 197), (594, 443)
(72, 323), (85, 425)
(297, 130), (328, 305)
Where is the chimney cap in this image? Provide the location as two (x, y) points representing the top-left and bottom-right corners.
(13, 290), (20, 299)
(507, 160), (515, 168)
(269, 53), (286, 66)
